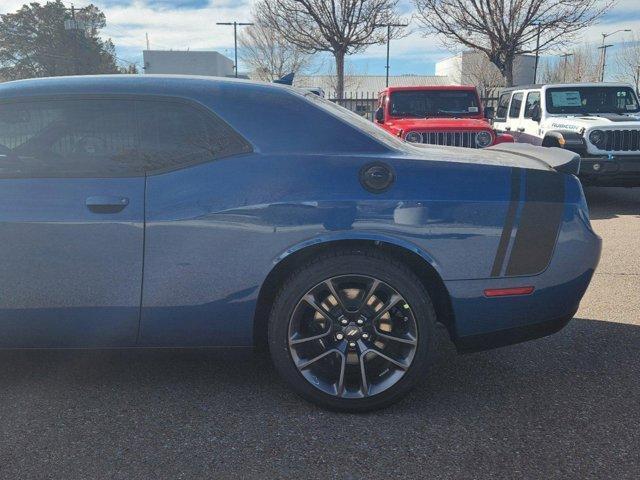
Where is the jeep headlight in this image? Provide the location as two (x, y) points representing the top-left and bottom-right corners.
(589, 129), (606, 148)
(476, 131), (493, 148)
(404, 131), (422, 143)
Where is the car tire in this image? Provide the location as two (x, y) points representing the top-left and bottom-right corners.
(268, 248), (436, 412)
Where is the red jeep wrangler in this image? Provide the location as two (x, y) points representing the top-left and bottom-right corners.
(375, 86), (513, 148)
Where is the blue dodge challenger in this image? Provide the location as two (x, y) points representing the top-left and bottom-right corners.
(0, 76), (600, 411)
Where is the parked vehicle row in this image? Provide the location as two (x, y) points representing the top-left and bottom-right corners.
(0, 75), (600, 411)
(372, 81), (640, 187)
(493, 83), (640, 186)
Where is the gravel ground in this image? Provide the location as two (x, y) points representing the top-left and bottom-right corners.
(0, 187), (638, 480)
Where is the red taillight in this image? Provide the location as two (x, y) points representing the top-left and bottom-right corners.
(483, 286), (535, 297)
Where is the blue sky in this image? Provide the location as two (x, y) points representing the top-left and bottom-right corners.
(1, 0), (639, 80)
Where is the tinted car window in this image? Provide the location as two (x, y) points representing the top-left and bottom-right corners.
(135, 100), (251, 173)
(524, 91), (541, 118)
(545, 86), (640, 114)
(389, 90), (479, 117)
(495, 93), (511, 120)
(0, 97), (251, 178)
(509, 93), (523, 118)
(0, 99), (138, 178)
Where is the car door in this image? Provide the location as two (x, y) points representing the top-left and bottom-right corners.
(507, 91), (525, 142)
(520, 91), (543, 146)
(492, 91), (512, 134)
(0, 97), (144, 347)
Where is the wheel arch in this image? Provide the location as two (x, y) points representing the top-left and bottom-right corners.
(542, 131), (564, 147)
(543, 130), (585, 151)
(252, 236), (456, 349)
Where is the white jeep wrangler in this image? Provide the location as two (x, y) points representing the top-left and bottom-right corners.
(492, 83), (640, 186)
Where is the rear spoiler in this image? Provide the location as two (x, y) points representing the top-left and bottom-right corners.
(487, 143), (581, 176)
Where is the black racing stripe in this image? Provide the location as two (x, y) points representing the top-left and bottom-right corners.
(505, 169), (565, 276)
(490, 168), (522, 277)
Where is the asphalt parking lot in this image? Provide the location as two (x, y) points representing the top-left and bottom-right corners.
(0, 187), (638, 480)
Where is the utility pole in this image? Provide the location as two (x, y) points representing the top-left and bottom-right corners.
(374, 23), (408, 87)
(216, 21), (254, 78)
(146, 32), (150, 51)
(599, 29), (631, 82)
(533, 22), (541, 84)
(598, 44), (614, 82)
(559, 53), (574, 83)
(63, 4), (89, 75)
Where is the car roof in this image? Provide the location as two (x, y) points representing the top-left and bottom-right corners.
(381, 85), (478, 94)
(500, 82), (634, 93)
(0, 74), (289, 99)
(0, 74), (397, 156)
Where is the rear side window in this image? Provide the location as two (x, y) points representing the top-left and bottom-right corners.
(495, 93), (511, 120)
(524, 91), (541, 118)
(135, 100), (251, 174)
(509, 93), (523, 118)
(0, 97), (251, 178)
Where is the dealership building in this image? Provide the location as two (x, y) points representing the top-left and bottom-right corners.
(435, 51), (536, 87)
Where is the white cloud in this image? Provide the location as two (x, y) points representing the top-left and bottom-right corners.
(2, 0), (638, 74)
(98, 0), (257, 53)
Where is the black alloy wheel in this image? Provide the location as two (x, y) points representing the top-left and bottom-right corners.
(268, 249), (436, 412)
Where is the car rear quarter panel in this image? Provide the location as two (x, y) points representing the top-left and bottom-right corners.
(447, 175), (601, 339)
(139, 152), (513, 346)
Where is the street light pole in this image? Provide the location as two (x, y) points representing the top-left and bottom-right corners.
(599, 29), (631, 82)
(216, 21), (254, 78)
(559, 53), (574, 83)
(374, 23), (408, 87)
(598, 43), (614, 82)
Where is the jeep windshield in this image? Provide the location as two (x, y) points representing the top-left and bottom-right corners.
(545, 86), (640, 115)
(389, 90), (481, 118)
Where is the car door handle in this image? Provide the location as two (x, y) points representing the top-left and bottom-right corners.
(85, 195), (129, 214)
(504, 126), (511, 131)
(517, 127), (525, 132)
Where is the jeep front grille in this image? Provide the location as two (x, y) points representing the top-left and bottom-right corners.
(600, 129), (640, 152)
(418, 131), (478, 148)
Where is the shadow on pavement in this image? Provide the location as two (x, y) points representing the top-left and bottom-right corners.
(584, 186), (640, 220)
(0, 318), (638, 479)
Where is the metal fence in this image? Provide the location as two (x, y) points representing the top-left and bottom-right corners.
(329, 91), (380, 121)
(328, 92), (499, 122)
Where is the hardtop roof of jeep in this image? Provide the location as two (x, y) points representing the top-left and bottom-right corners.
(380, 85), (479, 94)
(499, 82), (635, 93)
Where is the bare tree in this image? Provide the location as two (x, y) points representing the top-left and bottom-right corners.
(256, 0), (402, 98)
(539, 45), (599, 83)
(614, 33), (640, 91)
(413, 0), (612, 86)
(325, 59), (364, 97)
(239, 19), (311, 82)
